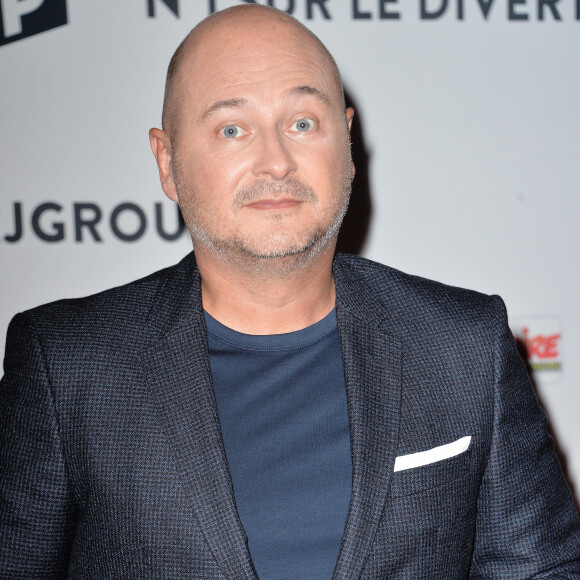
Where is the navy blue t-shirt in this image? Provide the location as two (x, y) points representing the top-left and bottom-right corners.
(205, 309), (352, 580)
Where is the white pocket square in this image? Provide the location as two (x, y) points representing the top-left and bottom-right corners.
(393, 436), (471, 472)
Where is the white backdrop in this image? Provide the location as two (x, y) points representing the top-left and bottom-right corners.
(1, 0), (579, 500)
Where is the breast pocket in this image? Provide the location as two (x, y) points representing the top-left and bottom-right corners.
(390, 437), (473, 498)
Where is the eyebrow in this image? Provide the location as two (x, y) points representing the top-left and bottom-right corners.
(201, 98), (249, 120)
(286, 85), (331, 105)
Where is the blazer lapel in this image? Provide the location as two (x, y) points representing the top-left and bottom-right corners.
(143, 254), (257, 580)
(140, 252), (401, 579)
(332, 258), (403, 579)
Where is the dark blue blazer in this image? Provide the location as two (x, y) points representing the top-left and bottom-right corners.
(1, 252), (579, 578)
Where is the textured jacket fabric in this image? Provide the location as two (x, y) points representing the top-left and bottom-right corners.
(1, 252), (579, 579)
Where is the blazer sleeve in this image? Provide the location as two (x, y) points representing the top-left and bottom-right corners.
(0, 313), (75, 579)
(469, 296), (580, 577)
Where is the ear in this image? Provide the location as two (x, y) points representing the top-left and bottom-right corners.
(345, 107), (356, 179)
(345, 107), (355, 132)
(149, 128), (178, 202)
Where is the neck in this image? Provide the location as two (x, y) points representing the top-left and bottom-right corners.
(195, 245), (337, 335)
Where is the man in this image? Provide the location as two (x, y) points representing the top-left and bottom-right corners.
(1, 4), (579, 579)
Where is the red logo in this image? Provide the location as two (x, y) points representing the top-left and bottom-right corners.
(519, 327), (561, 360)
(511, 316), (563, 380)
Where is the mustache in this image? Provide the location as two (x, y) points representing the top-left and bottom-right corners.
(234, 178), (318, 207)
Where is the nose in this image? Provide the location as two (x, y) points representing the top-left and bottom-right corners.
(252, 128), (297, 180)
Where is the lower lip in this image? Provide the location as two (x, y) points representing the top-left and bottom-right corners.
(247, 199), (301, 210)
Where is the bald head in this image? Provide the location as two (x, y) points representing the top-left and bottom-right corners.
(161, 5), (345, 140)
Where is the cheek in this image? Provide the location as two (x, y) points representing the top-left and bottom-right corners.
(304, 144), (350, 194)
(191, 147), (251, 193)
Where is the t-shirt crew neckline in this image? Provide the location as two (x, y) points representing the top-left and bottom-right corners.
(203, 308), (337, 352)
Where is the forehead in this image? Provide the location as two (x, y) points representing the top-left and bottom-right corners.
(176, 18), (341, 115)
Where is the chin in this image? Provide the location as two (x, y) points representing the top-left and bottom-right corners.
(237, 230), (323, 259)
(236, 226), (341, 272)
(188, 217), (342, 272)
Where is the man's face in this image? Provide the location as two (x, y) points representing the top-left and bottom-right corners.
(160, 15), (354, 269)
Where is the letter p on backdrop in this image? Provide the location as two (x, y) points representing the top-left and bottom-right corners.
(0, 0), (67, 46)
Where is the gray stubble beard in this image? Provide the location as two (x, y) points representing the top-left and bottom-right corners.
(172, 152), (353, 277)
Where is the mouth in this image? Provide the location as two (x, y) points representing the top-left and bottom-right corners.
(245, 198), (302, 210)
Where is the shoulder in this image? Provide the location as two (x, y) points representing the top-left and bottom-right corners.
(6, 252), (198, 356)
(333, 253), (506, 341)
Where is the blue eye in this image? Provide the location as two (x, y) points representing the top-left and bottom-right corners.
(222, 125), (242, 138)
(293, 118), (313, 132)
